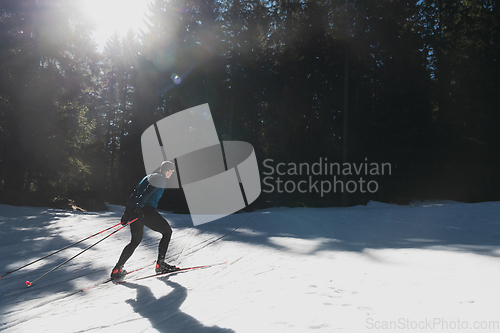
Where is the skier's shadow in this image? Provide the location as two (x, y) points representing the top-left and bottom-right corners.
(121, 278), (234, 333)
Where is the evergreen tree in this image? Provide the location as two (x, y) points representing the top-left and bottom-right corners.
(0, 0), (98, 195)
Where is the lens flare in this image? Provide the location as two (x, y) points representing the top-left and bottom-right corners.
(171, 74), (182, 85)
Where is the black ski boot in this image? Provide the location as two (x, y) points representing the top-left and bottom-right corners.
(110, 265), (127, 279)
(155, 260), (179, 274)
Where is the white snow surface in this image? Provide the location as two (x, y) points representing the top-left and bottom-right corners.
(1, 201), (500, 332)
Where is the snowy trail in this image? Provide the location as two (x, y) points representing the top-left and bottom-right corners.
(1, 201), (500, 332)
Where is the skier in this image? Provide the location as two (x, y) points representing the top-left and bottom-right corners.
(111, 160), (179, 279)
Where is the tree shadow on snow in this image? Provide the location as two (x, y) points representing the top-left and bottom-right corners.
(122, 278), (234, 333)
(165, 201), (500, 259)
(0, 205), (124, 315)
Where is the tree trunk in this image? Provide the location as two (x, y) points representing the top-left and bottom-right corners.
(342, 45), (349, 207)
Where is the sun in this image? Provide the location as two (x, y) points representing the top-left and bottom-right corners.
(77, 0), (155, 50)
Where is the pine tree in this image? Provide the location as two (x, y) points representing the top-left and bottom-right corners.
(0, 0), (98, 195)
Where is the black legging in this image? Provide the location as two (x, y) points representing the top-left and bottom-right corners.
(116, 206), (172, 266)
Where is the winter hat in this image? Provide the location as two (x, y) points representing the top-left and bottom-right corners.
(160, 161), (175, 173)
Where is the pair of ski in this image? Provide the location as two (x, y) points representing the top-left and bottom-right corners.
(55, 260), (226, 299)
(78, 260), (226, 293)
(113, 261), (228, 285)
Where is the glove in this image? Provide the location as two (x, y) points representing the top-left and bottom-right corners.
(121, 207), (144, 225)
(120, 210), (130, 226)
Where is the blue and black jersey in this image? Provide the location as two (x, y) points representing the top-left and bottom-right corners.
(126, 172), (167, 209)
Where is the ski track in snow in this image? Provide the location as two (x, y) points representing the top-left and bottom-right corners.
(1, 201), (500, 332)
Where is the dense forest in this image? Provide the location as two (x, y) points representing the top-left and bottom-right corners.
(0, 0), (499, 211)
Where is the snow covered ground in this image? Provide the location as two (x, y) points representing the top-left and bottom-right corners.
(1, 201), (500, 332)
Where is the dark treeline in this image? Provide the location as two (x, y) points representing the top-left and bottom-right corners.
(0, 0), (499, 210)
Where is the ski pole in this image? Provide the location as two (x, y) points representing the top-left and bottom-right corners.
(0, 220), (125, 279)
(26, 218), (139, 287)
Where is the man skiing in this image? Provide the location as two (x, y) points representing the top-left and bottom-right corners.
(111, 160), (179, 279)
